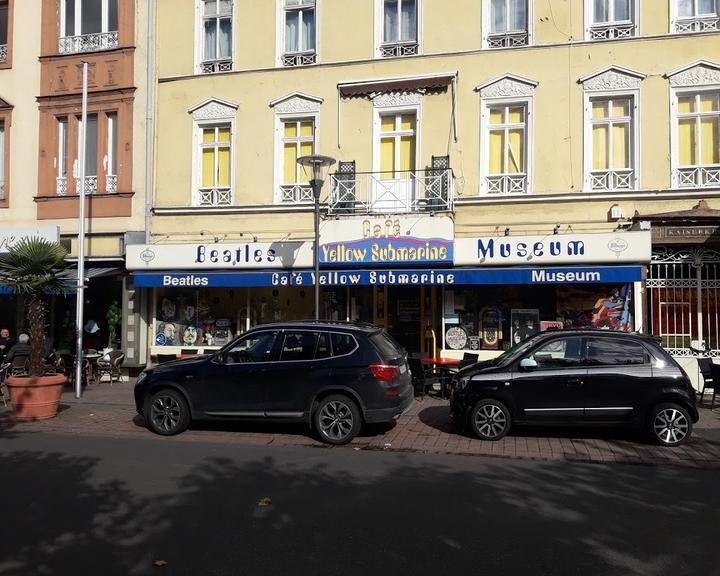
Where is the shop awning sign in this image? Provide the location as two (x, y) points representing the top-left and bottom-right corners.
(320, 216), (454, 266)
(0, 226), (60, 254)
(454, 231), (651, 266)
(134, 265), (642, 288)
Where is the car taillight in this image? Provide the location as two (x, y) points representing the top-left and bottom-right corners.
(369, 363), (399, 382)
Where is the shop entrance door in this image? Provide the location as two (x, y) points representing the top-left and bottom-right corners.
(372, 285), (438, 354)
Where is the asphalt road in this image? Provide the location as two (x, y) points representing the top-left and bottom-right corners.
(0, 432), (717, 576)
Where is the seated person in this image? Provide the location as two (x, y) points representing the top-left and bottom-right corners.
(0, 328), (16, 362)
(6, 333), (31, 364)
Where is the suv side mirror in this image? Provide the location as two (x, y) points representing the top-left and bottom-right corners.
(519, 357), (538, 371)
(214, 351), (227, 364)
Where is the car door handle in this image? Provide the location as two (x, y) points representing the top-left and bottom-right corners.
(566, 379), (584, 387)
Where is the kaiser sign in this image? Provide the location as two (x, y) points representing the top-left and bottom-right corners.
(454, 231), (651, 266)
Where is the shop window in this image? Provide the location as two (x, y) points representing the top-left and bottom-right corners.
(672, 0), (719, 33)
(280, 331), (319, 361)
(281, 0), (317, 66)
(585, 0), (637, 40)
(278, 118), (315, 203)
(586, 337), (648, 366)
(196, 123), (232, 206)
(60, 0), (119, 54)
(673, 91), (720, 188)
(483, 103), (528, 194)
(484, 0), (530, 48)
(200, 0), (233, 73)
(378, 0), (419, 57)
(226, 331), (278, 363)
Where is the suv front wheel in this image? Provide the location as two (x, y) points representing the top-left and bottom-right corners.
(649, 402), (692, 447)
(469, 399), (511, 441)
(314, 395), (361, 445)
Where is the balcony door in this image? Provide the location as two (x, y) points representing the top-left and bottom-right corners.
(374, 111), (417, 212)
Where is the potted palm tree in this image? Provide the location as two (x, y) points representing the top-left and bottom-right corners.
(0, 238), (72, 420)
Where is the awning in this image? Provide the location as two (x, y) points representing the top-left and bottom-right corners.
(337, 72), (457, 98)
(60, 266), (122, 281)
(133, 265), (643, 288)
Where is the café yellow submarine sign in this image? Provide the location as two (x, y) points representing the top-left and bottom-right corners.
(320, 216), (454, 266)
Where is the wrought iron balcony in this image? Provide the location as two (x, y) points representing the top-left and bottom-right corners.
(75, 176), (97, 195)
(59, 31), (118, 54)
(0, 180), (4, 200)
(589, 169), (635, 191)
(486, 32), (529, 48)
(200, 59), (233, 74)
(674, 17), (720, 33)
(589, 22), (635, 40)
(106, 174), (118, 194)
(279, 184), (314, 204)
(379, 41), (419, 57)
(486, 173), (527, 195)
(282, 51), (317, 66)
(56, 177), (67, 196)
(676, 166), (720, 188)
(196, 187), (232, 206)
(327, 169), (454, 215)
(0, 44), (6, 64)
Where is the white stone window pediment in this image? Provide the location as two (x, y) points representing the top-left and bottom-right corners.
(666, 61), (720, 88)
(579, 67), (645, 91)
(188, 98), (239, 122)
(475, 75), (538, 99)
(270, 92), (323, 114)
(372, 91), (423, 108)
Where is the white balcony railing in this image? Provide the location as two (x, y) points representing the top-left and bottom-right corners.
(279, 184), (314, 204)
(676, 166), (720, 188)
(327, 169), (454, 215)
(196, 187), (232, 206)
(59, 31), (118, 54)
(56, 177), (67, 196)
(106, 174), (117, 193)
(75, 176), (98, 195)
(486, 32), (529, 48)
(379, 41), (419, 57)
(486, 173), (527, 194)
(589, 168), (635, 191)
(0, 44), (7, 64)
(589, 22), (635, 40)
(200, 59), (233, 74)
(674, 17), (720, 33)
(282, 51), (317, 66)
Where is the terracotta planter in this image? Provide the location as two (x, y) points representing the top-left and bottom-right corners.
(6, 374), (67, 421)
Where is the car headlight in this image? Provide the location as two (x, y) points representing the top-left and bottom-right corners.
(136, 371), (148, 386)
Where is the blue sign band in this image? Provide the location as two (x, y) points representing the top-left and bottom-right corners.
(133, 265), (643, 288)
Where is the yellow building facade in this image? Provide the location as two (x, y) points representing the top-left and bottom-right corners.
(139, 0), (720, 374)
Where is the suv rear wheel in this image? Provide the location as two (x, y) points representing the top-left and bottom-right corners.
(314, 394), (361, 445)
(469, 399), (511, 441)
(146, 389), (191, 436)
(649, 402), (692, 447)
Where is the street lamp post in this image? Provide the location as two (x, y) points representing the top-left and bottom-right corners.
(297, 154), (336, 321)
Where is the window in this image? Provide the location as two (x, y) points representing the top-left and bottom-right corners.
(0, 120), (4, 201)
(197, 124), (232, 206)
(379, 0), (419, 57)
(316, 332), (331, 358)
(331, 333), (357, 356)
(586, 338), (647, 365)
(60, 0), (119, 54)
(674, 91), (720, 187)
(106, 112), (117, 193)
(226, 331), (278, 363)
(56, 117), (68, 196)
(528, 338), (584, 369)
(279, 118), (314, 203)
(586, 96), (636, 191)
(282, 0), (317, 66)
(673, 0), (719, 32)
(485, 0), (529, 48)
(586, 0), (637, 39)
(280, 331), (319, 361)
(370, 332), (403, 359)
(484, 104), (528, 194)
(0, 1), (8, 64)
(200, 0), (233, 73)
(77, 113), (98, 194)
(378, 112), (416, 179)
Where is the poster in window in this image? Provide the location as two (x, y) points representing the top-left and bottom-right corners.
(510, 309), (539, 345)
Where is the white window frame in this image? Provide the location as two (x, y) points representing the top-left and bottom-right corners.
(584, 0), (639, 40)
(273, 113), (318, 204)
(583, 91), (640, 192)
(195, 0), (235, 74)
(105, 111), (117, 193)
(480, 95), (533, 195)
(0, 120), (4, 199)
(192, 120), (235, 207)
(670, 86), (720, 188)
(374, 0), (422, 58)
(482, 0), (532, 49)
(671, 0), (720, 33)
(60, 0), (117, 37)
(277, 0), (319, 67)
(372, 103), (421, 176)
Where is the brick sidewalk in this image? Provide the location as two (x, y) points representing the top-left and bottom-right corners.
(2, 379), (719, 469)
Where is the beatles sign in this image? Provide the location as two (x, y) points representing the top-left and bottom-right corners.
(320, 216), (454, 266)
(454, 231), (651, 266)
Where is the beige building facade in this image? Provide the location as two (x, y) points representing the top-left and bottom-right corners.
(135, 1), (720, 376)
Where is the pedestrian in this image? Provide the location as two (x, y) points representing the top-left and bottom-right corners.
(6, 333), (31, 363)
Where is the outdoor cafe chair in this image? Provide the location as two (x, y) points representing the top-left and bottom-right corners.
(96, 351), (125, 385)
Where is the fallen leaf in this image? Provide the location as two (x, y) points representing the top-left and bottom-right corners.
(153, 560), (167, 567)
(258, 497), (272, 507)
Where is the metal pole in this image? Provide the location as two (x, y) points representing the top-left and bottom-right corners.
(314, 188), (320, 321)
(74, 62), (88, 399)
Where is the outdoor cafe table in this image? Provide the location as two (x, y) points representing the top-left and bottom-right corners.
(421, 357), (461, 399)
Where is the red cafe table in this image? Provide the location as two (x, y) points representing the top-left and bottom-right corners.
(420, 357), (461, 399)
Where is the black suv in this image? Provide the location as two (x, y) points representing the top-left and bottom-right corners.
(450, 330), (699, 447)
(135, 322), (413, 444)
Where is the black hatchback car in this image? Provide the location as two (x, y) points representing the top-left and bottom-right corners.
(450, 330), (699, 447)
(135, 321), (413, 444)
